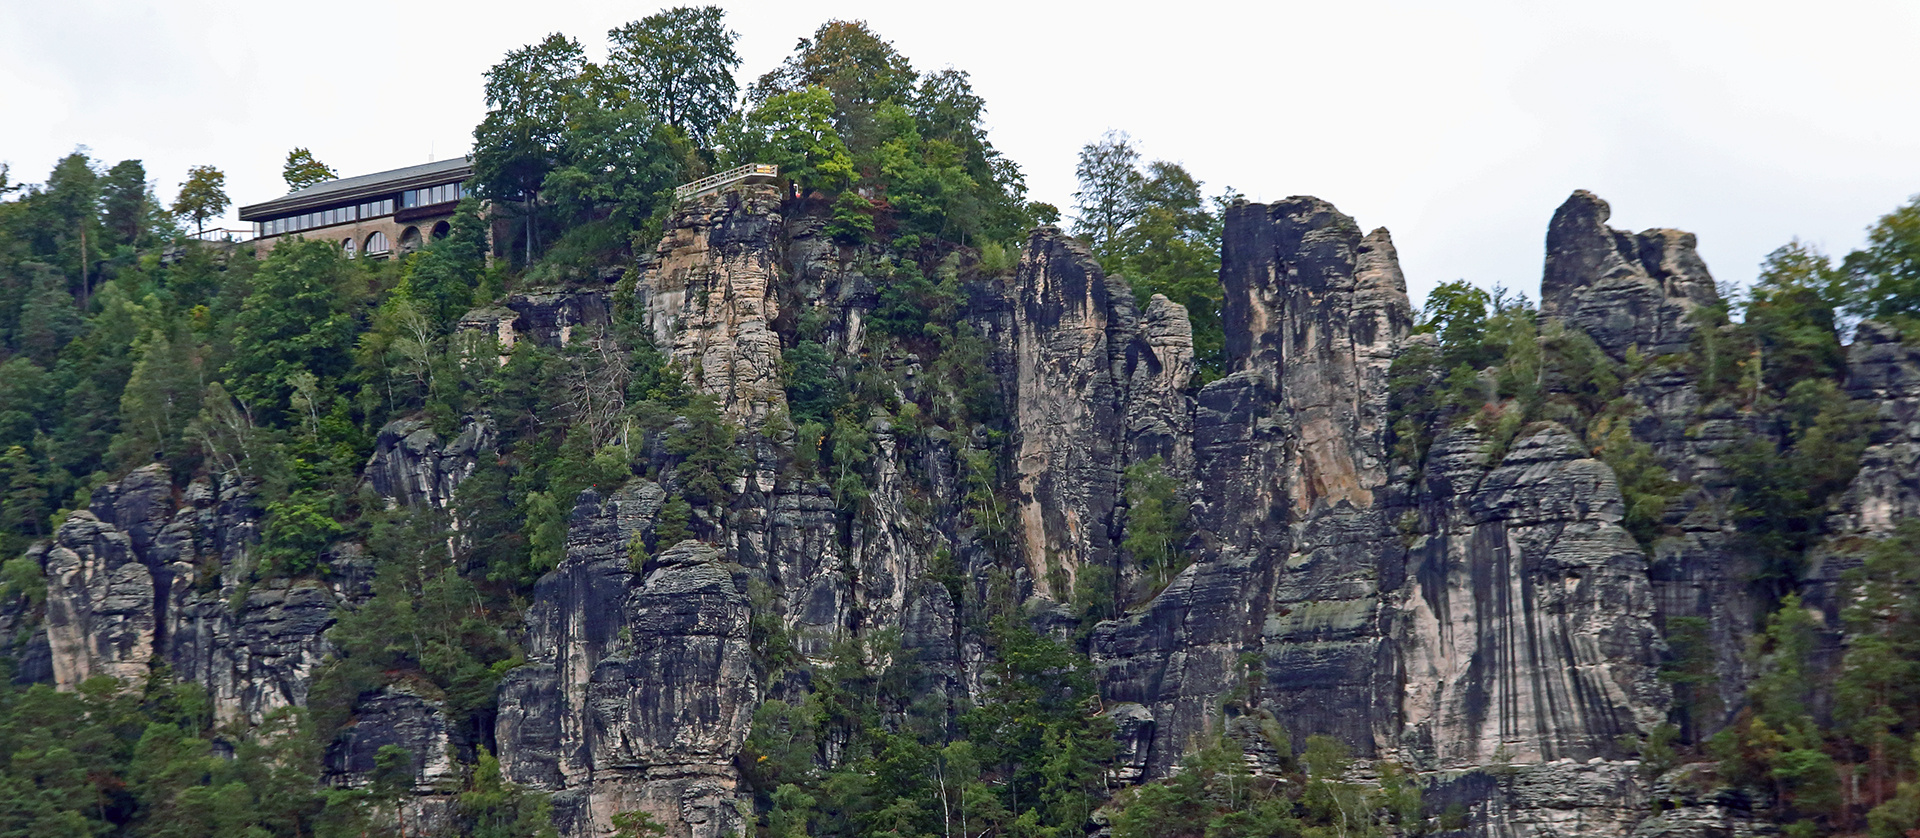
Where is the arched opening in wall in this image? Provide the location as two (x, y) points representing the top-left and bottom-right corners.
(342, 237), (357, 258)
(431, 220), (451, 241)
(400, 226), (422, 254)
(366, 231), (391, 257)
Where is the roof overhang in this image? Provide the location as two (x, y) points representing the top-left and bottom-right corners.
(239, 160), (474, 221)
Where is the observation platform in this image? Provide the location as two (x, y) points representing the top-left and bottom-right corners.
(673, 163), (779, 202)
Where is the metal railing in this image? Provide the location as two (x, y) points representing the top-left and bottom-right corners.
(187, 228), (254, 243)
(673, 163), (778, 201)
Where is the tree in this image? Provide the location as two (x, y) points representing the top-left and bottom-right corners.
(605, 6), (740, 146)
(170, 164), (229, 236)
(1839, 523), (1920, 813)
(1747, 243), (1847, 394)
(461, 749), (559, 838)
(1124, 456), (1190, 594)
(1113, 159), (1226, 378)
(282, 148), (339, 191)
(1843, 194), (1920, 329)
(718, 86), (854, 193)
(1419, 280), (1497, 371)
(753, 20), (915, 147)
(99, 159), (152, 247)
(473, 33), (589, 204)
(1072, 130), (1143, 251)
(224, 237), (359, 416)
(472, 33), (589, 261)
(41, 151), (101, 303)
(541, 103), (687, 229)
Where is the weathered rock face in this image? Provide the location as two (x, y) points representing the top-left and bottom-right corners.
(33, 464), (335, 725)
(636, 184), (790, 427)
(1542, 190), (1719, 360)
(1832, 319), (1920, 537)
(1093, 198), (1413, 772)
(328, 685), (463, 789)
(1541, 190), (1777, 745)
(457, 283), (621, 358)
(1001, 229), (1125, 599)
(971, 227), (1200, 602)
(365, 418), (493, 508)
(1396, 424), (1666, 768)
(41, 511), (152, 689)
(34, 179), (1920, 838)
(496, 483), (756, 838)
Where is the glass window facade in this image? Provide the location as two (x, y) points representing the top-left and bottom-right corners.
(400, 181), (468, 209)
(264, 197), (398, 237)
(263, 181), (467, 238)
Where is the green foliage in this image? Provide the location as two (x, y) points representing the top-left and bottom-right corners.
(100, 160), (160, 249)
(1712, 595), (1841, 824)
(718, 86), (854, 193)
(1591, 415), (1684, 547)
(870, 255), (962, 339)
(1420, 281), (1500, 371)
(281, 149), (338, 192)
(318, 505), (521, 737)
(1838, 523), (1920, 816)
(461, 749), (559, 838)
(1109, 731), (1418, 838)
(603, 6), (740, 146)
(472, 33), (588, 208)
(1123, 456), (1190, 598)
(1722, 378), (1870, 597)
(824, 189), (874, 244)
(1070, 137), (1228, 380)
(169, 165), (228, 235)
(0, 553), (43, 605)
(959, 614), (1119, 834)
(1658, 616), (1720, 743)
(1072, 131), (1142, 252)
(654, 495), (692, 549)
(1747, 243), (1847, 392)
(752, 19), (917, 144)
(609, 809), (667, 838)
(662, 394), (741, 506)
(781, 338), (845, 425)
(1842, 194), (1920, 330)
(224, 238), (362, 418)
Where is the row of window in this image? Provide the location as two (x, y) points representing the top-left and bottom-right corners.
(258, 197), (396, 237)
(400, 181), (468, 209)
(257, 181), (467, 238)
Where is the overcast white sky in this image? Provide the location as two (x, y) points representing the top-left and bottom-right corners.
(5, 0), (1919, 307)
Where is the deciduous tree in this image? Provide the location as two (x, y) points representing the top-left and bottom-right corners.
(281, 147), (339, 191)
(170, 164), (229, 236)
(605, 6), (740, 146)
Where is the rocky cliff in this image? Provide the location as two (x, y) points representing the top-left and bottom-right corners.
(19, 182), (1916, 838)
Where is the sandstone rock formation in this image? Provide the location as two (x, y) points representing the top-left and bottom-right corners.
(635, 184), (790, 427)
(1542, 190), (1719, 360)
(24, 179), (1920, 838)
(497, 483), (756, 838)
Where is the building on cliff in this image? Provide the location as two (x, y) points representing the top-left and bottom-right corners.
(238, 156), (473, 258)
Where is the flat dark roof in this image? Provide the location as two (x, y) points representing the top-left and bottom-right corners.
(239, 157), (474, 221)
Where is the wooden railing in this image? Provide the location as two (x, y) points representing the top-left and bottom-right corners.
(673, 163), (779, 201)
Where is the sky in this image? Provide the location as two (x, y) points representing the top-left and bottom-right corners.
(5, 0), (1920, 308)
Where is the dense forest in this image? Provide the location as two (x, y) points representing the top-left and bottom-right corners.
(6, 7), (1920, 838)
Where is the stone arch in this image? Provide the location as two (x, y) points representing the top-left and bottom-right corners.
(430, 220), (451, 241)
(399, 226), (422, 254)
(342, 237), (357, 258)
(365, 231), (391, 255)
